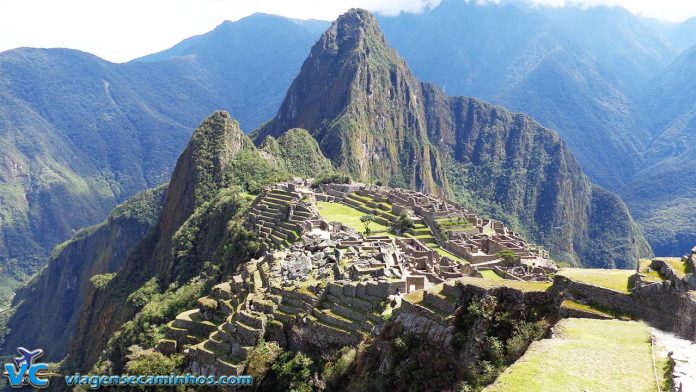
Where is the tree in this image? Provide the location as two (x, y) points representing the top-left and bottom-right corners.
(390, 214), (414, 235)
(498, 249), (518, 264)
(360, 214), (376, 235)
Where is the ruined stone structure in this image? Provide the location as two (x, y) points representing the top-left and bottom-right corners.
(159, 181), (558, 376)
(317, 183), (554, 273)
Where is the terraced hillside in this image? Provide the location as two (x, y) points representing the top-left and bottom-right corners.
(247, 186), (317, 251)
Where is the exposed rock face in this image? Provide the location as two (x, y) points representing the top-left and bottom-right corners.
(63, 112), (257, 372)
(674, 293), (696, 341)
(1, 186), (165, 361)
(254, 9), (446, 194)
(254, 8), (650, 267)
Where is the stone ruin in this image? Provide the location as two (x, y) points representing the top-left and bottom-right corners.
(159, 181), (559, 376)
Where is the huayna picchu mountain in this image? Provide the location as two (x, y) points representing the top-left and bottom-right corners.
(253, 10), (447, 195)
(254, 9), (651, 268)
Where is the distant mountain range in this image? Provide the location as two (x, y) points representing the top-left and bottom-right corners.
(1, 1), (696, 303)
(0, 14), (323, 302)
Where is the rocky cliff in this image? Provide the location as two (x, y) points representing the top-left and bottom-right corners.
(253, 10), (447, 195)
(0, 186), (165, 361)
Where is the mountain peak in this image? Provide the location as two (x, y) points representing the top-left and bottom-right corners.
(318, 8), (388, 56)
(252, 9), (445, 193)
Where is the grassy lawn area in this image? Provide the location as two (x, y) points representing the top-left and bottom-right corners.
(557, 268), (634, 293)
(430, 245), (469, 264)
(560, 299), (613, 318)
(480, 269), (504, 280)
(317, 202), (391, 234)
(484, 318), (666, 392)
(658, 257), (688, 278)
(456, 276), (551, 293)
(638, 259), (665, 283)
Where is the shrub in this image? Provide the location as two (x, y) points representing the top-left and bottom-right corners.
(246, 339), (283, 382)
(90, 273), (116, 289)
(505, 320), (549, 360)
(390, 214), (414, 235)
(125, 345), (181, 375)
(323, 346), (357, 387)
(315, 172), (351, 185)
(360, 214), (376, 235)
(270, 351), (317, 392)
(498, 249), (518, 264)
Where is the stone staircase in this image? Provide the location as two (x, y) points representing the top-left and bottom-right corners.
(248, 187), (314, 251)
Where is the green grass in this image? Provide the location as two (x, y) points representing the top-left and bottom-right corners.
(659, 257), (688, 278)
(484, 319), (665, 392)
(317, 202), (390, 234)
(430, 246), (469, 265)
(638, 259), (664, 283)
(455, 276), (551, 293)
(560, 299), (612, 318)
(480, 269), (504, 281)
(557, 268), (634, 293)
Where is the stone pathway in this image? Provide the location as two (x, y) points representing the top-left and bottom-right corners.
(652, 328), (696, 391)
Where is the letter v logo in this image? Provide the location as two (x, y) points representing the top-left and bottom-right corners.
(4, 363), (28, 387)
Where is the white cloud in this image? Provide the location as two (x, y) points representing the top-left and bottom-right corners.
(0, 0), (693, 63)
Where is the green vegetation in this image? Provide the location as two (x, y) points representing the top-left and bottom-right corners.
(322, 346), (357, 388)
(260, 128), (335, 178)
(245, 339), (283, 382)
(314, 172), (351, 185)
(638, 259), (665, 283)
(90, 273), (116, 289)
(497, 250), (518, 264)
(100, 269), (218, 372)
(390, 214), (415, 235)
(560, 299), (613, 318)
(268, 351), (318, 392)
(224, 149), (291, 194)
(125, 345), (182, 376)
(480, 270), (503, 281)
(557, 268), (634, 293)
(456, 277), (552, 293)
(317, 202), (389, 234)
(484, 319), (665, 392)
(659, 257), (688, 278)
(360, 214), (376, 235)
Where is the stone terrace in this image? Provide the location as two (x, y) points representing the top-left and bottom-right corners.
(160, 182), (558, 376)
(318, 183), (553, 273)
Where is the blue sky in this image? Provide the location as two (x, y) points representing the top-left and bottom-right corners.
(0, 0), (694, 63)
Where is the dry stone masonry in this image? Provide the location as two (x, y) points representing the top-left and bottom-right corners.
(157, 180), (560, 375)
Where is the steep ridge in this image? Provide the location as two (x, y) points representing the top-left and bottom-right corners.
(377, 1), (655, 188)
(63, 112), (256, 371)
(254, 9), (651, 268)
(623, 45), (696, 254)
(60, 111), (331, 372)
(0, 186), (165, 361)
(252, 10), (447, 195)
